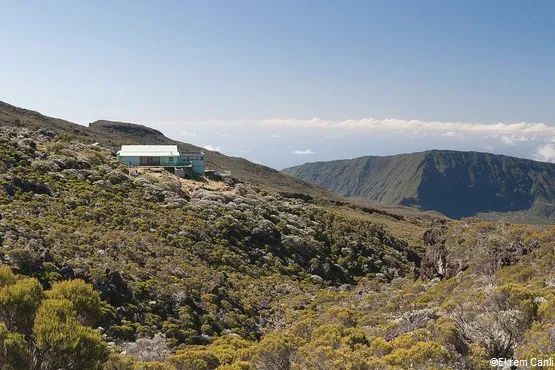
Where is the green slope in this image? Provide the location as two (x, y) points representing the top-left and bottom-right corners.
(283, 150), (555, 223)
(0, 115), (421, 357)
(0, 100), (446, 224)
(0, 100), (332, 198)
(2, 102), (555, 369)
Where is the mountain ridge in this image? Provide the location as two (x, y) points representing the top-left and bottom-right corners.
(282, 149), (555, 223)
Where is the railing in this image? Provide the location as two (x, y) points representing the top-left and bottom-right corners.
(160, 160), (192, 166)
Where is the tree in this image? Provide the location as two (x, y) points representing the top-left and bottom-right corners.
(251, 332), (302, 370)
(0, 276), (43, 333)
(0, 323), (32, 370)
(33, 298), (109, 369)
(46, 279), (104, 326)
(0, 266), (18, 287)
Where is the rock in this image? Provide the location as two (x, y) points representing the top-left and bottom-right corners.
(156, 179), (187, 198)
(49, 172), (67, 182)
(192, 190), (227, 203)
(310, 274), (324, 283)
(107, 170), (129, 184)
(338, 284), (353, 292)
(429, 277), (441, 286)
(234, 183), (248, 196)
(20, 138), (36, 149)
(76, 158), (92, 169)
(31, 160), (60, 174)
(41, 249), (54, 263)
(423, 219), (449, 247)
(490, 240), (540, 269)
(142, 184), (166, 202)
(93, 180), (112, 188)
(134, 177), (152, 186)
(421, 219), (541, 281)
(2, 177), (53, 197)
(94, 270), (133, 306)
(38, 129), (57, 138)
(164, 197), (188, 209)
(50, 155), (91, 170)
(250, 220), (281, 248)
(420, 220), (453, 280)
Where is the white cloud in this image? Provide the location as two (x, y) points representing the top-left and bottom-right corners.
(325, 134), (342, 139)
(501, 136), (515, 145)
(532, 144), (555, 163)
(501, 135), (530, 145)
(238, 148), (250, 153)
(203, 145), (221, 151)
(184, 117), (555, 139)
(258, 117), (552, 134)
(270, 134), (281, 138)
(181, 131), (197, 137)
(293, 149), (315, 155)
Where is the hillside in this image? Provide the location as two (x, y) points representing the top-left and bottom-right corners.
(0, 101), (334, 199)
(282, 150), (555, 223)
(2, 102), (555, 369)
(0, 118), (423, 367)
(1, 100), (447, 228)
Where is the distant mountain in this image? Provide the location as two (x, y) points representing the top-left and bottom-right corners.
(282, 150), (555, 223)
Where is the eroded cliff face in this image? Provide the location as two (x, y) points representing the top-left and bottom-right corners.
(283, 150), (555, 223)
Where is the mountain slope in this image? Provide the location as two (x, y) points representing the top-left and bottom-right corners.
(0, 100), (446, 230)
(0, 101), (336, 199)
(0, 118), (423, 361)
(2, 102), (555, 369)
(282, 150), (555, 222)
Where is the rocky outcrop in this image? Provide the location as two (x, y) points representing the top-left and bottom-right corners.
(420, 219), (542, 280)
(93, 269), (133, 307)
(420, 219), (455, 280)
(1, 177), (53, 196)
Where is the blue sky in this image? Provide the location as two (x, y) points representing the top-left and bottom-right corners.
(1, 0), (555, 168)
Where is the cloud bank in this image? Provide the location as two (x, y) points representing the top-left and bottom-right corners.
(165, 117), (555, 168)
(195, 117), (554, 136)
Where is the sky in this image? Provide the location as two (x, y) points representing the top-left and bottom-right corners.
(1, 0), (555, 168)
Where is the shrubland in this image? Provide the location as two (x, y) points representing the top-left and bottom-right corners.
(0, 126), (554, 369)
